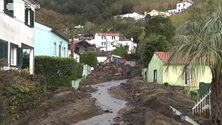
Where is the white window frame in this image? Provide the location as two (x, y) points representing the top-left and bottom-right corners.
(54, 43), (56, 55)
(63, 47), (66, 57)
(10, 46), (17, 66)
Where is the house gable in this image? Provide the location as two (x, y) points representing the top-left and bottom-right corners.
(147, 53), (164, 84)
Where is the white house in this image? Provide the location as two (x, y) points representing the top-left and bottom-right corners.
(146, 10), (171, 17)
(0, 0), (39, 74)
(88, 33), (120, 52)
(88, 33), (137, 54)
(115, 12), (146, 20)
(168, 0), (193, 14)
(68, 50), (80, 62)
(116, 40), (137, 54)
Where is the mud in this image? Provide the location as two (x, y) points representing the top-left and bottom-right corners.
(109, 77), (196, 125)
(80, 62), (141, 86)
(12, 86), (103, 125)
(73, 79), (128, 125)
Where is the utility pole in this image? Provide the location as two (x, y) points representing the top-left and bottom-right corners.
(106, 38), (109, 59)
(70, 25), (75, 58)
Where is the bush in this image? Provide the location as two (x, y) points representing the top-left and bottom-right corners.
(111, 45), (128, 58)
(80, 51), (97, 67)
(35, 56), (83, 87)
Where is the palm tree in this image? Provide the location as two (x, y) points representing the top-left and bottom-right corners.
(166, 8), (222, 124)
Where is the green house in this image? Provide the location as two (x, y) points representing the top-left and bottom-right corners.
(147, 52), (212, 99)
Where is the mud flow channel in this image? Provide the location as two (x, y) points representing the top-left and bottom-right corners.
(73, 79), (128, 125)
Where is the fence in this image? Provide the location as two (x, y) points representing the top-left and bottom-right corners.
(192, 89), (211, 116)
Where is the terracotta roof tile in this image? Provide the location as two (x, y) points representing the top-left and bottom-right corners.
(97, 33), (119, 36)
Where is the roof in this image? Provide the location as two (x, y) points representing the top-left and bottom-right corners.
(97, 33), (119, 36)
(155, 52), (191, 64)
(68, 40), (94, 46)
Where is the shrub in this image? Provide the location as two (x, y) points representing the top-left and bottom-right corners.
(80, 51), (97, 67)
(35, 56), (83, 87)
(111, 45), (128, 58)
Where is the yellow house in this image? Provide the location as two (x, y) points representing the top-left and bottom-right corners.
(147, 52), (212, 99)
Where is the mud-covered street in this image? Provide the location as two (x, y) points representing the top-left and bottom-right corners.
(10, 61), (211, 125)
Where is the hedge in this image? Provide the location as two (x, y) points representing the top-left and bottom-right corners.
(80, 51), (97, 67)
(35, 56), (83, 87)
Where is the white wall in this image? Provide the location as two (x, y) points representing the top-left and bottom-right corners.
(0, 1), (35, 48)
(94, 33), (120, 51)
(97, 56), (107, 63)
(0, 0), (35, 74)
(116, 41), (137, 54)
(68, 50), (80, 62)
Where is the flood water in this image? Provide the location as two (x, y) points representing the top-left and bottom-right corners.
(73, 79), (128, 125)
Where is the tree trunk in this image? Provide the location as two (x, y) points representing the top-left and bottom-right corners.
(211, 74), (222, 125)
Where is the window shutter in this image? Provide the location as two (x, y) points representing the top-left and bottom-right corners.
(25, 8), (28, 24)
(3, 42), (8, 59)
(17, 47), (23, 67)
(30, 9), (34, 27)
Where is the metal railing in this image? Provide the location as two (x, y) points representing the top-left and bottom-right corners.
(192, 89), (211, 116)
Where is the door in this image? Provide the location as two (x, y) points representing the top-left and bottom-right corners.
(154, 70), (157, 82)
(59, 45), (61, 58)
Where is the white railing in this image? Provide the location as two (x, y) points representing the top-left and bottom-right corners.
(192, 89), (211, 116)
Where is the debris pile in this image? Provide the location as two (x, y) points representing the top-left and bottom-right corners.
(109, 77), (197, 125)
(80, 62), (141, 86)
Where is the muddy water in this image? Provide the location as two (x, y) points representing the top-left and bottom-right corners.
(73, 79), (128, 125)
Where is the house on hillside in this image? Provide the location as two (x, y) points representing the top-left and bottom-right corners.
(34, 22), (68, 58)
(145, 10), (171, 17)
(88, 33), (137, 53)
(168, 0), (193, 14)
(88, 33), (120, 52)
(0, 0), (39, 74)
(68, 40), (95, 55)
(114, 12), (146, 20)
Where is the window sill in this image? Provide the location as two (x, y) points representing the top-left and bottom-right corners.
(24, 23), (34, 28)
(4, 10), (14, 18)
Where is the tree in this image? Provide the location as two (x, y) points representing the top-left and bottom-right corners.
(166, 8), (222, 124)
(145, 15), (175, 42)
(126, 27), (143, 43)
(80, 51), (97, 67)
(138, 35), (170, 67)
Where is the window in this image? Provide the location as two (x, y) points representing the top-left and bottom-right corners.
(4, 0), (14, 17)
(75, 47), (79, 53)
(25, 5), (34, 27)
(102, 42), (106, 45)
(10, 44), (23, 67)
(154, 70), (157, 81)
(76, 57), (78, 60)
(102, 36), (106, 39)
(112, 36), (115, 40)
(63, 47), (66, 57)
(178, 4), (180, 7)
(10, 46), (17, 66)
(184, 3), (185, 6)
(178, 9), (180, 12)
(54, 43), (56, 55)
(59, 45), (61, 58)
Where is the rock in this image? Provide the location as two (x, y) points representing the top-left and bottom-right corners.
(120, 83), (125, 85)
(118, 107), (134, 114)
(117, 68), (122, 72)
(104, 110), (110, 113)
